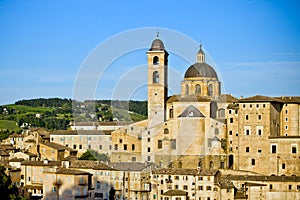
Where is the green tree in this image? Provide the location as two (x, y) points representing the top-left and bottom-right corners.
(0, 166), (24, 200)
(78, 150), (97, 161)
(89, 150), (110, 162)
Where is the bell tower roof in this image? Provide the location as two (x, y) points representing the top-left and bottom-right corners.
(149, 38), (165, 51)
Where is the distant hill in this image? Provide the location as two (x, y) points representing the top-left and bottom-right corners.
(0, 98), (148, 140)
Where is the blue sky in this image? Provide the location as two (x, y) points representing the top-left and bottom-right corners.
(0, 0), (300, 105)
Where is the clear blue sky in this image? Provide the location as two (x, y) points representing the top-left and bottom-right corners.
(0, 0), (300, 105)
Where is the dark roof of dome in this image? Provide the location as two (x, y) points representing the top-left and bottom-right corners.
(184, 62), (218, 79)
(150, 38), (165, 51)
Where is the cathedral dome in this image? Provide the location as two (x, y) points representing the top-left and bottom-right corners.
(150, 38), (165, 51)
(184, 62), (218, 80)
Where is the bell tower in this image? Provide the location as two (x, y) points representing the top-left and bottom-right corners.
(147, 37), (169, 128)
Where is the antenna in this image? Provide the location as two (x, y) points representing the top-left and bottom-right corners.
(156, 29), (159, 38)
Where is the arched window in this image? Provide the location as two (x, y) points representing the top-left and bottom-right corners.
(164, 128), (169, 134)
(219, 109), (225, 118)
(208, 84), (213, 96)
(153, 56), (159, 65)
(185, 85), (189, 95)
(153, 71), (159, 83)
(195, 84), (201, 94)
(209, 161), (214, 169)
(178, 161), (182, 168)
(215, 128), (219, 135)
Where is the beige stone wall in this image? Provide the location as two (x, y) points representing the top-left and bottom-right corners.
(280, 104), (300, 136)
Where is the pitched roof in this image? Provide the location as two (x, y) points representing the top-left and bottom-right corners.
(152, 168), (218, 176)
(274, 96), (300, 104)
(167, 94), (211, 103)
(70, 160), (115, 170)
(56, 168), (90, 175)
(21, 160), (61, 166)
(50, 130), (112, 135)
(239, 95), (281, 103)
(40, 142), (76, 152)
(111, 162), (150, 171)
(163, 190), (187, 196)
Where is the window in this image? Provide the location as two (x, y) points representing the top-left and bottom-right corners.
(114, 144), (118, 150)
(258, 149), (262, 153)
(73, 145), (76, 149)
(206, 186), (211, 191)
(132, 144), (135, 151)
(175, 185), (179, 190)
(183, 185), (188, 190)
(246, 147), (249, 153)
(147, 147), (151, 152)
(215, 128), (219, 135)
(229, 130), (232, 135)
(97, 181), (100, 189)
(230, 118), (233, 123)
(251, 159), (255, 165)
(52, 187), (57, 192)
(124, 144), (127, 150)
(292, 145), (297, 154)
(169, 109), (174, 118)
(285, 125), (288, 130)
(88, 145), (91, 149)
(147, 156), (150, 161)
(158, 140), (162, 149)
(271, 144), (277, 153)
(250, 104), (252, 108)
(229, 110), (232, 114)
(220, 162), (224, 169)
(99, 145), (102, 150)
(256, 126), (263, 135)
(195, 84), (201, 94)
(164, 128), (169, 134)
(243, 104), (245, 108)
(282, 163), (286, 169)
(245, 115), (249, 120)
(153, 56), (159, 65)
(285, 117), (288, 122)
(244, 126), (251, 135)
(270, 184), (273, 190)
(263, 104), (266, 108)
(285, 110), (288, 114)
(79, 145), (82, 149)
(208, 84), (213, 96)
(119, 139), (122, 143)
(171, 139), (176, 149)
(153, 71), (159, 83)
(256, 104), (259, 108)
(198, 186), (203, 190)
(185, 85), (189, 95)
(258, 115), (261, 120)
(289, 185), (292, 190)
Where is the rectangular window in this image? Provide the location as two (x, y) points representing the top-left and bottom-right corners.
(292, 145), (297, 154)
(88, 145), (91, 149)
(244, 126), (251, 135)
(148, 138), (151, 142)
(230, 118), (233, 123)
(289, 185), (292, 190)
(132, 144), (135, 151)
(246, 115), (249, 120)
(114, 144), (118, 150)
(171, 139), (176, 149)
(99, 145), (102, 150)
(271, 144), (277, 153)
(183, 185), (188, 190)
(258, 115), (261, 120)
(97, 181), (100, 189)
(206, 186), (211, 191)
(251, 159), (255, 165)
(147, 147), (151, 152)
(270, 184), (273, 190)
(282, 163), (286, 169)
(124, 144), (127, 150)
(158, 140), (162, 149)
(229, 130), (232, 135)
(198, 185), (203, 190)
